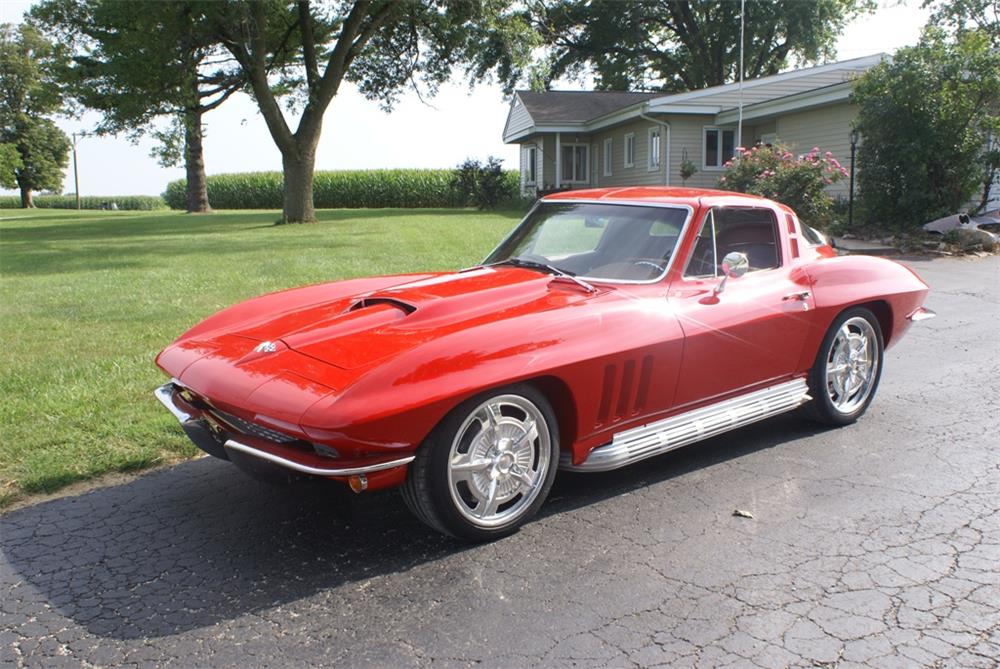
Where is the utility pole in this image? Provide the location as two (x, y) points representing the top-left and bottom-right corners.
(736, 0), (745, 150)
(71, 132), (81, 210)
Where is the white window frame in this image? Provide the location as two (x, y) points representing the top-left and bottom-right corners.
(647, 126), (662, 171)
(524, 144), (537, 185)
(703, 126), (737, 171)
(602, 138), (613, 176)
(560, 143), (590, 184)
(624, 132), (635, 168)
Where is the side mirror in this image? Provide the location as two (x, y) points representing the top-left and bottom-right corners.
(721, 252), (749, 278)
(714, 251), (749, 295)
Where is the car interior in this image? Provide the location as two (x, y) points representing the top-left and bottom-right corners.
(530, 205), (689, 281)
(686, 207), (782, 278)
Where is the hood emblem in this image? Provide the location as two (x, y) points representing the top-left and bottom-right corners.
(254, 340), (278, 354)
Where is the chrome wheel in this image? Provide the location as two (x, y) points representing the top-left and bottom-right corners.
(446, 394), (551, 529)
(824, 316), (880, 414)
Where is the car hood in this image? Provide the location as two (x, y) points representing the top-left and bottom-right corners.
(230, 266), (600, 369)
(158, 267), (603, 423)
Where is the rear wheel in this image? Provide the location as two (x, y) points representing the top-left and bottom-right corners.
(802, 307), (884, 425)
(401, 384), (559, 541)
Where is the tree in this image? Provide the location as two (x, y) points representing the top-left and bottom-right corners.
(853, 28), (1000, 229)
(514, 0), (873, 92)
(206, 0), (531, 223)
(925, 0), (999, 47)
(0, 143), (22, 187)
(925, 0), (1000, 211)
(30, 1), (253, 213)
(0, 24), (70, 208)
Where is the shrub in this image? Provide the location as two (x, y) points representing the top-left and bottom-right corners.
(450, 159), (481, 208)
(0, 194), (167, 210)
(716, 143), (847, 228)
(853, 29), (1000, 231)
(163, 169), (520, 210)
(449, 157), (520, 210)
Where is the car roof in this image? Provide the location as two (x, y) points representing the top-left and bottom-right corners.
(541, 186), (773, 209)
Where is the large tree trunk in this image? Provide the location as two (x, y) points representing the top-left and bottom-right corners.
(184, 107), (211, 213)
(280, 143), (318, 223)
(19, 183), (34, 208)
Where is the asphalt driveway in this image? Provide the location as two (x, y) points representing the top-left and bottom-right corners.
(2, 255), (998, 668)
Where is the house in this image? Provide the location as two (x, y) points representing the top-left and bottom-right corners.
(502, 54), (886, 200)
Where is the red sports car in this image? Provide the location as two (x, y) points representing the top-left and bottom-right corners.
(155, 187), (934, 540)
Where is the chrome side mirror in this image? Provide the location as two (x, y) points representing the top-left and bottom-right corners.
(714, 251), (749, 295)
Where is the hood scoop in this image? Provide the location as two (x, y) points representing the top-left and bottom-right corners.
(349, 296), (416, 315)
(281, 299), (414, 369)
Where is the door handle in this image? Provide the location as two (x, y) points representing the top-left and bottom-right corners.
(782, 291), (811, 302)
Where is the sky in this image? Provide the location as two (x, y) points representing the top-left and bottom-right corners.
(1, 0), (931, 197)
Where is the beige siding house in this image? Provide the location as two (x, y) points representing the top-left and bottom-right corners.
(503, 55), (885, 199)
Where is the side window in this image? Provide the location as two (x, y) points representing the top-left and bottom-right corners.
(684, 207), (782, 278)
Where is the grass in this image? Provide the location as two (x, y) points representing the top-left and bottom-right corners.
(0, 207), (520, 508)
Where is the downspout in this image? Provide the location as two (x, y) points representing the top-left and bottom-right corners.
(639, 107), (671, 186)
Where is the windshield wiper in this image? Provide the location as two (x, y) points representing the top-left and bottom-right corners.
(492, 257), (596, 293)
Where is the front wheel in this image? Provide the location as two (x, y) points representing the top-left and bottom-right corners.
(401, 385), (559, 541)
(802, 307), (884, 425)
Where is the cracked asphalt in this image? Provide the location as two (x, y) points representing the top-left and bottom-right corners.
(2, 255), (999, 668)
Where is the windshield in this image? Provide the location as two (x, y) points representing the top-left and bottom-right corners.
(483, 202), (690, 282)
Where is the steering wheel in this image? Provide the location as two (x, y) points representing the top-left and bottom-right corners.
(632, 258), (667, 272)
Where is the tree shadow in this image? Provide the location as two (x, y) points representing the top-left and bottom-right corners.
(0, 208), (523, 246)
(0, 413), (832, 641)
(0, 208), (519, 278)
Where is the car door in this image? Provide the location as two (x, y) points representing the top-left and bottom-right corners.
(668, 205), (815, 409)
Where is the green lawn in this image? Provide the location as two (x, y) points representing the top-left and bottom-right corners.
(0, 207), (520, 507)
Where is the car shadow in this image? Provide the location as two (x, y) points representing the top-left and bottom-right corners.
(0, 414), (832, 641)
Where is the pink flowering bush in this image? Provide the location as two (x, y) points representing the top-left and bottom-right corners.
(717, 143), (848, 227)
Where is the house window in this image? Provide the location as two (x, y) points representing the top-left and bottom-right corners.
(560, 144), (589, 183)
(524, 145), (537, 184)
(624, 133), (635, 168)
(603, 138), (613, 176)
(704, 127), (736, 169)
(648, 127), (661, 170)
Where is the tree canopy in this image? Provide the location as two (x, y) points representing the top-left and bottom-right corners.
(0, 23), (70, 207)
(203, 0), (533, 223)
(854, 27), (1000, 229)
(512, 0), (874, 92)
(30, 0), (255, 212)
(925, 0), (999, 47)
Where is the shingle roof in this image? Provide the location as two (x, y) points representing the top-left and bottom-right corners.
(515, 90), (661, 123)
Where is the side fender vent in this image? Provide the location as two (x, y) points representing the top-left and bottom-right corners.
(596, 355), (655, 428)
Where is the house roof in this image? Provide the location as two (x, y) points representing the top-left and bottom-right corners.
(503, 53), (887, 143)
(515, 91), (661, 123)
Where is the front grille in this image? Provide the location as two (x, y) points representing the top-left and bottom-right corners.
(209, 408), (298, 444)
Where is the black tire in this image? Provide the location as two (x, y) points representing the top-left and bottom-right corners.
(801, 306), (884, 426)
(401, 384), (560, 541)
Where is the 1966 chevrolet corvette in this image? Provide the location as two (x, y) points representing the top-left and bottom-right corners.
(155, 187), (934, 540)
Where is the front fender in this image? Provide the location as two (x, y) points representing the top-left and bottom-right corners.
(300, 295), (687, 461)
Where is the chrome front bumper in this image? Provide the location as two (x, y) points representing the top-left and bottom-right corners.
(154, 382), (414, 477)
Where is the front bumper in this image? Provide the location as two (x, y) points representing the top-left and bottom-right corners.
(907, 306), (936, 322)
(154, 382), (414, 478)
